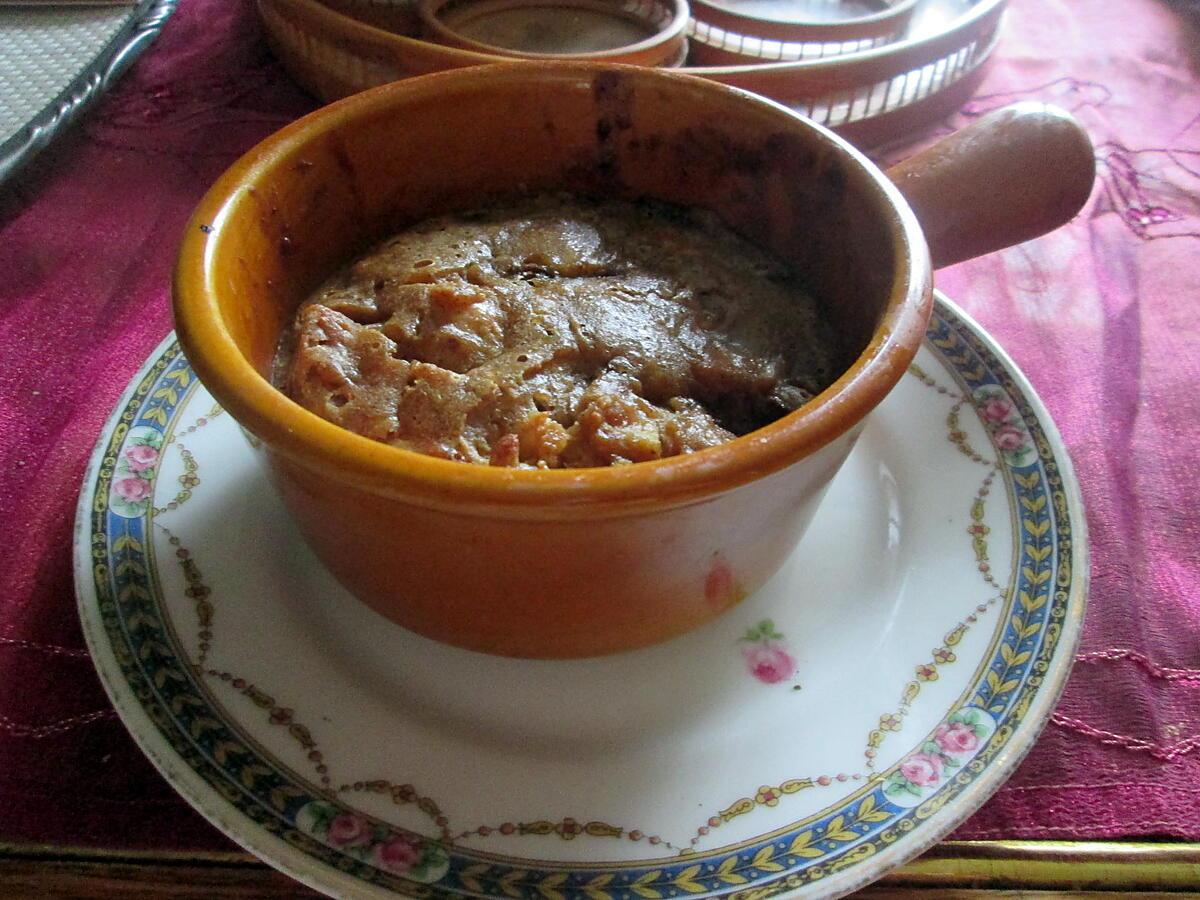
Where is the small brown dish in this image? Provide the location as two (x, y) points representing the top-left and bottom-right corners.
(417, 0), (689, 66)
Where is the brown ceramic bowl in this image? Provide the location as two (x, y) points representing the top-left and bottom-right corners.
(173, 63), (1093, 658)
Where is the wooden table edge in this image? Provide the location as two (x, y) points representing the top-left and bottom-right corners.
(2, 839), (1199, 896)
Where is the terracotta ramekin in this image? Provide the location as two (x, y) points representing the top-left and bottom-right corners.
(173, 64), (1093, 657)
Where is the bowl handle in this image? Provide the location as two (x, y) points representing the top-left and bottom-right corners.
(885, 102), (1096, 269)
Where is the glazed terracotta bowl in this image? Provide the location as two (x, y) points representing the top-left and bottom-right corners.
(173, 63), (1093, 658)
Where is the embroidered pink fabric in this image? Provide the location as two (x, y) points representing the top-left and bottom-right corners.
(0, 0), (1197, 853)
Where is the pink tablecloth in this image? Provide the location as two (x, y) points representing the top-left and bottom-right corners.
(1, 0), (1198, 854)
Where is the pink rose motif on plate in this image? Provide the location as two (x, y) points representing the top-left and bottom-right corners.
(993, 424), (1028, 452)
(737, 619), (798, 685)
(298, 802), (448, 882)
(979, 396), (1014, 424)
(973, 387), (1034, 463)
(114, 476), (152, 503)
(899, 753), (942, 787)
(125, 444), (159, 472)
(886, 710), (995, 805)
(742, 640), (797, 685)
(373, 834), (422, 873)
(327, 813), (372, 848)
(934, 721), (979, 754)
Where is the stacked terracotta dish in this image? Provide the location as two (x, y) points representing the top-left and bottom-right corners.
(687, 0), (921, 66)
(406, 0), (917, 68)
(259, 0), (1008, 145)
(417, 0), (691, 66)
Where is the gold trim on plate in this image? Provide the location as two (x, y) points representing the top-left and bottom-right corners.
(3, 840), (1198, 891)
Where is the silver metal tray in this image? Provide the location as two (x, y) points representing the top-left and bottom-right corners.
(0, 0), (176, 184)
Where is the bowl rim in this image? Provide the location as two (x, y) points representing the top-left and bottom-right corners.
(172, 62), (932, 513)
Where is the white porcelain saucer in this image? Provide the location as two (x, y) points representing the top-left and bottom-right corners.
(74, 293), (1087, 899)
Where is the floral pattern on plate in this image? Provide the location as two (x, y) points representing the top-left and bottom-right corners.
(298, 802), (450, 882)
(973, 384), (1037, 467)
(884, 708), (998, 808)
(739, 619), (799, 685)
(109, 426), (163, 516)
